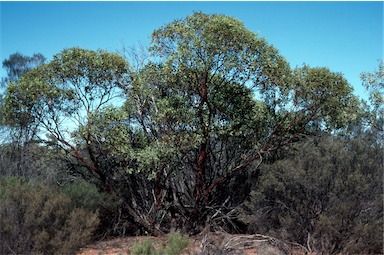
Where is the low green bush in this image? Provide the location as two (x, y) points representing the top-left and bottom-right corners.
(131, 231), (189, 255)
(0, 177), (100, 255)
(60, 179), (124, 237)
(60, 179), (119, 211)
(131, 238), (158, 255)
(161, 231), (190, 255)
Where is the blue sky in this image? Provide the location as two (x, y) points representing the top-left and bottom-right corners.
(0, 1), (383, 101)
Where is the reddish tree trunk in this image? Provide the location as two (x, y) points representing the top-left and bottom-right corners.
(196, 142), (207, 203)
(195, 72), (209, 205)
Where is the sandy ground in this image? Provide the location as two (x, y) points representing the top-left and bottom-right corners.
(76, 231), (308, 255)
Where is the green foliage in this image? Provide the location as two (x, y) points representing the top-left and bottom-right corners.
(60, 179), (125, 236)
(131, 232), (189, 255)
(147, 11), (292, 143)
(239, 135), (383, 254)
(0, 177), (100, 255)
(150, 12), (291, 87)
(360, 60), (384, 131)
(75, 106), (134, 158)
(1, 47), (130, 144)
(131, 238), (157, 255)
(60, 179), (120, 212)
(292, 65), (361, 130)
(162, 231), (190, 255)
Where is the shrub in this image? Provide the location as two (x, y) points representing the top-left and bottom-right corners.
(0, 177), (100, 255)
(239, 135), (383, 254)
(60, 179), (119, 211)
(131, 238), (158, 255)
(60, 179), (124, 237)
(161, 231), (190, 255)
(131, 232), (189, 255)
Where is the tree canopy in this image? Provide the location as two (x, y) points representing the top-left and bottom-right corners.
(2, 48), (130, 189)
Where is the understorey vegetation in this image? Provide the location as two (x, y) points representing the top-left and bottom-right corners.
(0, 12), (382, 254)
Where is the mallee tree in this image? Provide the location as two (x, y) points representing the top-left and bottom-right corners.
(124, 12), (359, 233)
(1, 48), (130, 190)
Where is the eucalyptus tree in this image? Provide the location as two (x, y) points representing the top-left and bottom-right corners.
(1, 48), (130, 190)
(125, 12), (360, 233)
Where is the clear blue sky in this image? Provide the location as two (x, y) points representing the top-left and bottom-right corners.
(1, 1), (383, 101)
